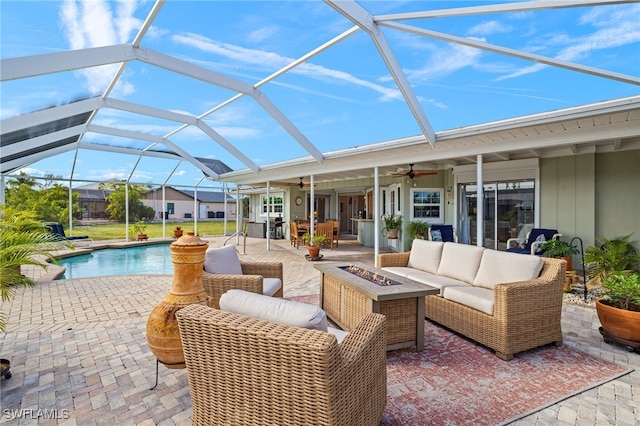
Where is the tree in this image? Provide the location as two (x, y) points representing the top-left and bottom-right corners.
(99, 181), (154, 222)
(4, 172), (82, 223)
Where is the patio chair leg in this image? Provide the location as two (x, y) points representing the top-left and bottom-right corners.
(150, 359), (159, 390)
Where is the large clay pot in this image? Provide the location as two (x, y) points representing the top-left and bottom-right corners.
(307, 245), (321, 259)
(387, 229), (399, 239)
(146, 232), (209, 368)
(596, 299), (640, 344)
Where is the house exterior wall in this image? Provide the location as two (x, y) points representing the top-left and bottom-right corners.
(540, 150), (640, 249)
(595, 150), (639, 241)
(141, 187), (237, 220)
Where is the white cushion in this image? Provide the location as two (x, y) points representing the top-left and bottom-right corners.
(406, 270), (472, 295)
(407, 239), (444, 274)
(328, 326), (349, 344)
(203, 245), (242, 275)
(219, 289), (328, 332)
(443, 286), (495, 315)
(262, 277), (282, 296)
(437, 243), (485, 284)
(380, 266), (412, 278)
(473, 250), (543, 290)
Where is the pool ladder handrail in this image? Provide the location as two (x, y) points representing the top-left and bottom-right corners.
(223, 231), (246, 254)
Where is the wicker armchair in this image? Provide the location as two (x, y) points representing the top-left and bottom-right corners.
(202, 260), (283, 309)
(176, 304), (387, 426)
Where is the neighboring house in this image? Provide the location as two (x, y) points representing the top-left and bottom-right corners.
(141, 186), (237, 220)
(72, 182), (110, 219)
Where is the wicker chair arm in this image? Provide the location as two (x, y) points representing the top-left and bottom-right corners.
(240, 261), (283, 280)
(202, 271), (263, 309)
(492, 257), (565, 318)
(377, 252), (410, 268)
(339, 313), (386, 362)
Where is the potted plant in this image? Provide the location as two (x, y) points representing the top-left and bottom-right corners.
(302, 232), (326, 258)
(595, 273), (640, 349)
(407, 220), (429, 240)
(540, 239), (579, 271)
(173, 226), (183, 238)
(584, 235), (640, 290)
(382, 214), (403, 240)
(129, 221), (148, 241)
(585, 234), (640, 349)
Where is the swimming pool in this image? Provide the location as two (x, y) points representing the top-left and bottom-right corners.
(57, 244), (173, 279)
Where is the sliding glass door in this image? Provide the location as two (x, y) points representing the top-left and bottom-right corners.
(459, 180), (535, 250)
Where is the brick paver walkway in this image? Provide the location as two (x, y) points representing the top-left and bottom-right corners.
(1, 237), (638, 425)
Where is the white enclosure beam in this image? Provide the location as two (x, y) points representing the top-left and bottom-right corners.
(381, 22), (640, 86)
(252, 91), (325, 163)
(104, 98), (198, 125)
(375, 0), (631, 21)
(195, 122), (260, 171)
(0, 97), (101, 134)
(86, 125), (220, 178)
(1, 44), (137, 81)
(325, 0), (437, 145)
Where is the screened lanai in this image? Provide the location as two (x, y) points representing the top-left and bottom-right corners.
(1, 1), (639, 237)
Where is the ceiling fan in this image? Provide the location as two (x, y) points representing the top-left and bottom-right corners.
(392, 164), (438, 179)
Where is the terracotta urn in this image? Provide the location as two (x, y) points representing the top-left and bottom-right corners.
(146, 232), (209, 368)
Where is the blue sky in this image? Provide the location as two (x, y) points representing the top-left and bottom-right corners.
(1, 1), (639, 188)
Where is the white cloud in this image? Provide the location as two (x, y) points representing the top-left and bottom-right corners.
(405, 43), (483, 82)
(247, 26), (280, 44)
(496, 4), (640, 81)
(468, 20), (513, 37)
(60, 0), (143, 95)
(172, 33), (402, 102)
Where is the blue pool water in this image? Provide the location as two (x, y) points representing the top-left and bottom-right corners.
(57, 244), (173, 279)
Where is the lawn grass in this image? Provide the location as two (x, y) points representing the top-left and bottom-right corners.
(70, 221), (237, 240)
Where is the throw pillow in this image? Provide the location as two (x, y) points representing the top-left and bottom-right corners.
(535, 233), (547, 243)
(203, 245), (243, 275)
(431, 229), (443, 241)
(220, 289), (328, 332)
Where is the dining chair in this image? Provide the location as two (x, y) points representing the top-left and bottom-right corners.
(290, 221), (304, 249)
(316, 222), (334, 250)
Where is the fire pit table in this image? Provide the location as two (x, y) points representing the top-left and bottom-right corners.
(314, 263), (438, 351)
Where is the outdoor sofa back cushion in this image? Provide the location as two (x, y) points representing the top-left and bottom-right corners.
(203, 245), (243, 275)
(407, 239), (444, 274)
(437, 242), (485, 284)
(473, 249), (543, 290)
(219, 289), (328, 332)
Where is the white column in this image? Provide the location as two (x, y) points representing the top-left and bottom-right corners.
(476, 154), (484, 247)
(374, 167), (380, 267)
(310, 175), (315, 238)
(266, 180), (271, 251)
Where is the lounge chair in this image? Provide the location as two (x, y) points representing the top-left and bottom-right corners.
(176, 302), (387, 426)
(428, 224), (457, 242)
(44, 222), (89, 241)
(202, 245), (283, 308)
(506, 228), (561, 255)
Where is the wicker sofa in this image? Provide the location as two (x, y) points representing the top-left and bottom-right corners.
(176, 303), (387, 426)
(377, 240), (565, 360)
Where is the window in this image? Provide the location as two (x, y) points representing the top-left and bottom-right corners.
(167, 203), (174, 214)
(410, 188), (443, 223)
(261, 195), (284, 216)
(389, 184), (401, 216)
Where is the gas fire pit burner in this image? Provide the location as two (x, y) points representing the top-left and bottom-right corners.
(339, 265), (401, 286)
